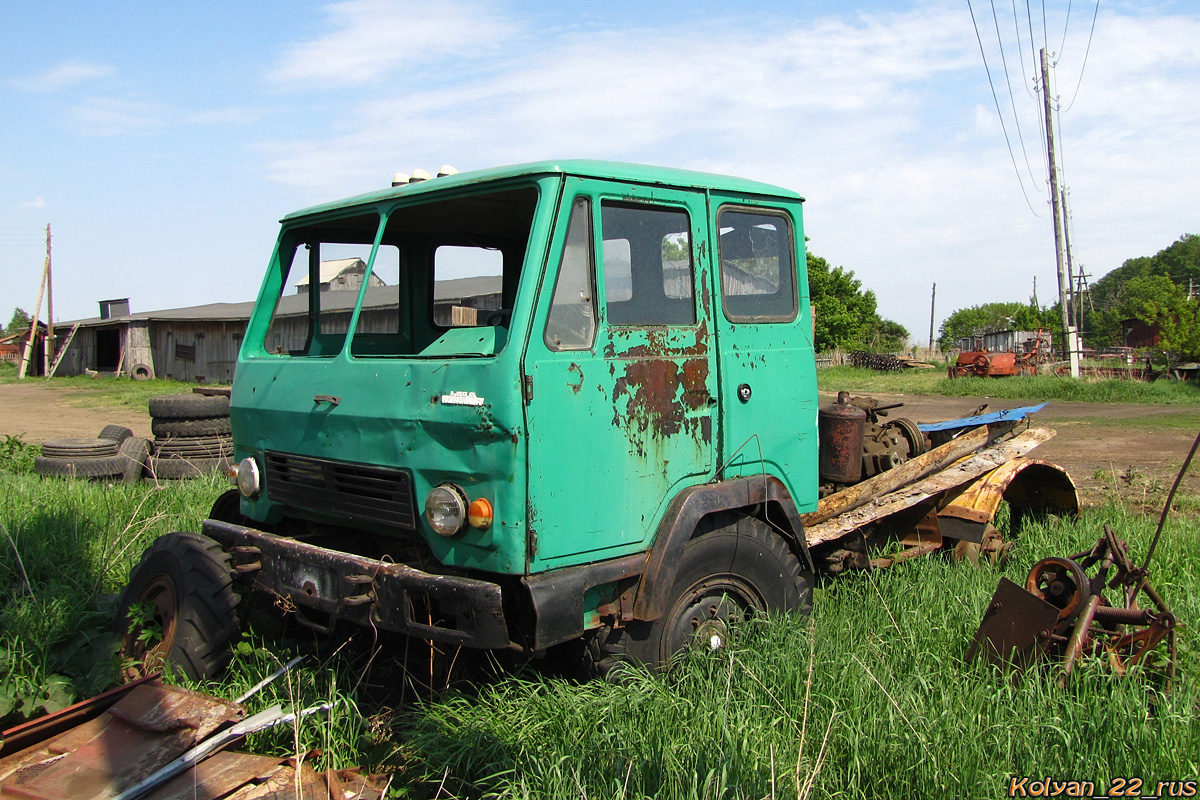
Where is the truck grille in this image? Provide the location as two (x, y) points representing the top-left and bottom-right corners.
(264, 451), (418, 531)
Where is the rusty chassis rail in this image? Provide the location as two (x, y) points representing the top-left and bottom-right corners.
(202, 519), (511, 650)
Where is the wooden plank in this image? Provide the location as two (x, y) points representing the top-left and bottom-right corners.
(804, 427), (1056, 547)
(801, 422), (1015, 528)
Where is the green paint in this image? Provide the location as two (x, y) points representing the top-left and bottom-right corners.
(231, 160), (818, 588)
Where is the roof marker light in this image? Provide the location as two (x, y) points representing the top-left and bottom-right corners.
(410, 168), (431, 182)
(391, 172), (410, 187)
(437, 165), (459, 178)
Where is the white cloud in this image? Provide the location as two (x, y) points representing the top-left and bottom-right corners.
(268, 0), (519, 87)
(19, 197), (46, 209)
(11, 60), (115, 92)
(257, 4), (1200, 340)
(71, 98), (166, 136)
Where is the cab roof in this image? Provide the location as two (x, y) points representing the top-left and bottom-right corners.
(282, 159), (803, 221)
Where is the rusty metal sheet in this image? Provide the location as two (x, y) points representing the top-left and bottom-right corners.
(966, 577), (1060, 670)
(0, 682), (244, 800)
(804, 427), (1056, 547)
(144, 751), (286, 800)
(0, 674), (159, 759)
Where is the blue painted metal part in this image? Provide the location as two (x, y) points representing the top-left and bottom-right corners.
(917, 402), (1048, 433)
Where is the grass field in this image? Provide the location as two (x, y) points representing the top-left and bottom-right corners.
(817, 365), (1200, 405)
(3, 369), (1200, 797)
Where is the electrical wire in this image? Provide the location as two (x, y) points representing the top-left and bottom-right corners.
(990, 0), (1042, 193)
(1011, 0), (1038, 100)
(967, 0), (1043, 216)
(1064, 0), (1100, 112)
(1058, 0), (1073, 60)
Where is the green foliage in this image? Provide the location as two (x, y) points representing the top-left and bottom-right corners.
(0, 471), (227, 727)
(6, 307), (32, 335)
(1086, 234), (1200, 353)
(938, 300), (1056, 352)
(808, 252), (908, 352)
(0, 434), (39, 475)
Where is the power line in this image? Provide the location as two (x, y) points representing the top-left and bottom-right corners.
(1058, 0), (1073, 60)
(1010, 0), (1038, 101)
(1064, 0), (1101, 112)
(967, 0), (1042, 216)
(989, 0), (1042, 192)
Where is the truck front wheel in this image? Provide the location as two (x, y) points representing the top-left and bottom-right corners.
(603, 514), (812, 672)
(115, 531), (241, 680)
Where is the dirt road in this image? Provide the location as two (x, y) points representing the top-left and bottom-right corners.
(0, 381), (153, 440)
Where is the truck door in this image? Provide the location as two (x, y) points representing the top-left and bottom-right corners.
(523, 178), (717, 569)
(707, 197), (818, 512)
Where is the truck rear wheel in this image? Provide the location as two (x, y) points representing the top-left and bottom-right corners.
(603, 514), (812, 672)
(115, 531), (241, 680)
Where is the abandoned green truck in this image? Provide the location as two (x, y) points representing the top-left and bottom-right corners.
(116, 160), (1080, 677)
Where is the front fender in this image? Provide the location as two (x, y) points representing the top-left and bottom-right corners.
(938, 458), (1079, 543)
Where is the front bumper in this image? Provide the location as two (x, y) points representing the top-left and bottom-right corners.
(202, 519), (510, 649)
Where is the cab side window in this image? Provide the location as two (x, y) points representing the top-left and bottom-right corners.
(718, 209), (797, 323)
(544, 198), (597, 350)
(601, 202), (695, 326)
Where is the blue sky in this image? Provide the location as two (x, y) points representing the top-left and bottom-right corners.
(2, 0), (1198, 343)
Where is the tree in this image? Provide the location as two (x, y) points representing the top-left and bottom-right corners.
(937, 300), (1056, 352)
(1084, 233), (1200, 349)
(806, 252), (908, 352)
(6, 307), (31, 335)
(1121, 275), (1200, 360)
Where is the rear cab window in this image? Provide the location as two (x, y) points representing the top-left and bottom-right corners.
(717, 207), (797, 323)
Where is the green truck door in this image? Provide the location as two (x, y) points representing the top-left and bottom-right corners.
(524, 178), (717, 569)
(707, 198), (819, 511)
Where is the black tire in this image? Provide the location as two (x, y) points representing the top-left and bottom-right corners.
(98, 425), (134, 444)
(601, 514), (812, 672)
(35, 454), (126, 479)
(148, 394), (230, 420)
(131, 363), (153, 381)
(148, 455), (231, 479)
(153, 435), (233, 459)
(118, 437), (151, 484)
(209, 489), (251, 526)
(115, 531), (240, 680)
(40, 438), (119, 459)
(151, 416), (232, 438)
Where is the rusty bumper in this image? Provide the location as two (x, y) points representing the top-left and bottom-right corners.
(202, 520), (510, 650)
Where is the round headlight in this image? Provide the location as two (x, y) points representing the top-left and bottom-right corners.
(236, 457), (261, 499)
(425, 484), (468, 537)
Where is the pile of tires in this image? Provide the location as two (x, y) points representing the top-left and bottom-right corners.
(34, 425), (150, 483)
(147, 393), (233, 480)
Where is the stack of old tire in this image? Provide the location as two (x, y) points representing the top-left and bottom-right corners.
(34, 425), (150, 483)
(147, 392), (233, 480)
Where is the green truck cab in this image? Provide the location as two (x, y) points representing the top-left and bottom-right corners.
(121, 161), (831, 676)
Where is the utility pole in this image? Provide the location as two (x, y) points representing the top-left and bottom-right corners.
(1040, 47), (1080, 378)
(928, 282), (937, 354)
(43, 225), (54, 376)
(18, 225), (51, 380)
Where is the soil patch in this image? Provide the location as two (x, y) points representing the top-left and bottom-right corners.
(0, 381), (152, 441)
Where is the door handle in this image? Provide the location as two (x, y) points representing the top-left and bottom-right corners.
(313, 394), (340, 406)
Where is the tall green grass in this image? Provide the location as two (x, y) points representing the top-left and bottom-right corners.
(817, 365), (1200, 405)
(406, 507), (1200, 798)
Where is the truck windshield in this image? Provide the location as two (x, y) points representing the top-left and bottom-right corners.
(262, 186), (538, 358)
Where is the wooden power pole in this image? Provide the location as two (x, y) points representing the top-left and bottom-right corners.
(1040, 48), (1080, 378)
(18, 224), (51, 380)
(928, 282), (937, 353)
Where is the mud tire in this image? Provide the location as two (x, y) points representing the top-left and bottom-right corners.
(40, 438), (119, 459)
(118, 437), (151, 484)
(98, 425), (134, 444)
(148, 455), (231, 480)
(151, 416), (232, 438)
(35, 454), (125, 479)
(115, 531), (240, 680)
(599, 513), (812, 673)
(148, 394), (230, 420)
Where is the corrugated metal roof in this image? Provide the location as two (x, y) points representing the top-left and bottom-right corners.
(294, 257), (366, 287)
(59, 276), (504, 327)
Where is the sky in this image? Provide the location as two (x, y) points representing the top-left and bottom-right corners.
(2, 0), (1198, 344)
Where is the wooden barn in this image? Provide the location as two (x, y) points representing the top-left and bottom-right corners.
(54, 273), (503, 383)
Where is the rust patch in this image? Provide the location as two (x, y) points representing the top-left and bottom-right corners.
(567, 363), (584, 395)
(609, 322), (711, 444)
